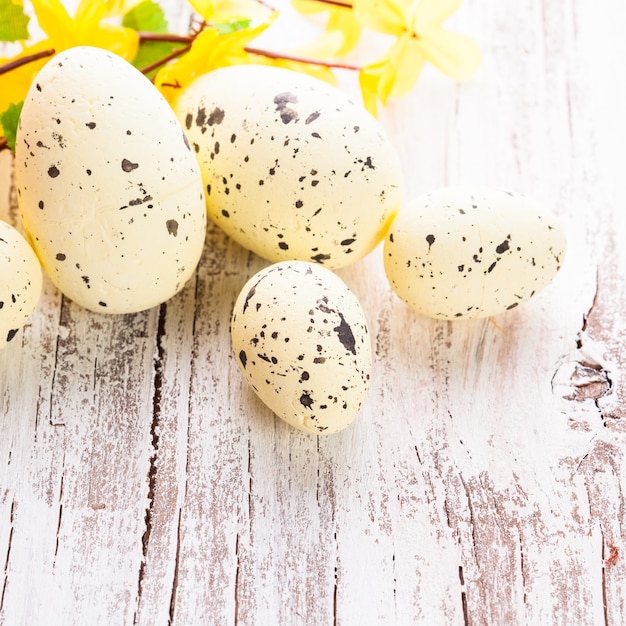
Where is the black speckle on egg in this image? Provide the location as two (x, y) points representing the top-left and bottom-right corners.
(56, 253), (66, 261)
(305, 111), (320, 124)
(47, 165), (60, 178)
(295, 200), (303, 209)
(239, 350), (247, 368)
(311, 253), (331, 263)
(85, 122), (96, 129)
(38, 200), (44, 210)
(300, 393), (313, 409)
(6, 329), (18, 342)
(166, 220), (179, 236)
(274, 92), (299, 124)
(496, 238), (511, 254)
(334, 313), (356, 355)
(121, 158), (139, 172)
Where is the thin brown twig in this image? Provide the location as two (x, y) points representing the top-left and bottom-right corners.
(140, 43), (192, 75)
(307, 0), (353, 8)
(0, 48), (55, 76)
(245, 46), (361, 71)
(137, 32), (193, 44)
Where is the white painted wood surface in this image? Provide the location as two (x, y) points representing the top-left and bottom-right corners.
(1, 0), (625, 624)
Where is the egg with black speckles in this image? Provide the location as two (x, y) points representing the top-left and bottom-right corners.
(0, 221), (42, 348)
(384, 187), (567, 320)
(231, 261), (372, 434)
(174, 64), (403, 270)
(14, 46), (206, 314)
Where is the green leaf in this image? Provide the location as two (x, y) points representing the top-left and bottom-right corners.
(1, 101), (24, 153)
(123, 0), (168, 33)
(0, 0), (29, 42)
(215, 19), (252, 35)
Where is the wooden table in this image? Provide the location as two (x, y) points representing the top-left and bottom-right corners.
(1, 0), (625, 624)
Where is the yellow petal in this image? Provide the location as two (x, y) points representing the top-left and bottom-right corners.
(388, 35), (426, 98)
(411, 0), (463, 28)
(291, 0), (326, 15)
(73, 0), (106, 41)
(359, 62), (385, 116)
(326, 8), (362, 56)
(30, 0), (75, 49)
(290, 30), (347, 59)
(419, 27), (481, 80)
(155, 19), (272, 105)
(290, 7), (362, 58)
(88, 24), (139, 60)
(352, 0), (408, 36)
(103, 0), (143, 17)
(190, 0), (271, 22)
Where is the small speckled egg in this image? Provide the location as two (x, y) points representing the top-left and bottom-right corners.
(15, 46), (206, 314)
(231, 261), (372, 434)
(384, 187), (567, 319)
(0, 221), (42, 348)
(174, 64), (403, 269)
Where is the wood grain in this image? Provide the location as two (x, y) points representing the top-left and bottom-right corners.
(1, 0), (626, 624)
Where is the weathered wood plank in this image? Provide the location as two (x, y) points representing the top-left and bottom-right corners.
(1, 0), (626, 624)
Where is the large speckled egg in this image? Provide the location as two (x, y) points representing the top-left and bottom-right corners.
(231, 261), (372, 434)
(175, 64), (403, 269)
(0, 221), (42, 348)
(15, 46), (206, 314)
(384, 187), (567, 319)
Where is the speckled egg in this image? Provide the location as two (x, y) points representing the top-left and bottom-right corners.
(174, 64), (403, 269)
(231, 261), (372, 434)
(0, 221), (42, 348)
(14, 46), (206, 314)
(384, 187), (567, 319)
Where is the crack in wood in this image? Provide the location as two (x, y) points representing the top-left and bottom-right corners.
(458, 564), (469, 626)
(234, 533), (240, 626)
(1, 500), (16, 612)
(53, 454), (65, 567)
(136, 302), (167, 618)
(168, 507), (182, 626)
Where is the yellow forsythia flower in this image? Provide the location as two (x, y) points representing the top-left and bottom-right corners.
(154, 18), (274, 106)
(292, 0), (362, 57)
(30, 0), (138, 58)
(356, 0), (481, 114)
(189, 0), (272, 22)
